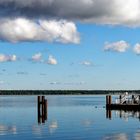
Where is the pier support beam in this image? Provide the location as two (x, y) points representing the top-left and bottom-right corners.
(38, 96), (48, 124)
(106, 95), (112, 107)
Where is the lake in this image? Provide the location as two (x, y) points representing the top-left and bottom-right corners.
(0, 95), (139, 140)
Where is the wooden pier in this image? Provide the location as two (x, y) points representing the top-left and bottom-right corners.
(106, 93), (140, 111)
(38, 96), (48, 124)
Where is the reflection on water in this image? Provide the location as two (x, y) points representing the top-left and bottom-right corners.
(106, 109), (140, 121)
(0, 95), (140, 140)
(0, 125), (17, 135)
(103, 133), (128, 140)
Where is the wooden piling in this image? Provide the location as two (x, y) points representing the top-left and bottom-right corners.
(106, 96), (109, 105)
(119, 95), (121, 104)
(109, 95), (111, 105)
(38, 96), (41, 123)
(37, 96), (48, 124)
(44, 99), (48, 120)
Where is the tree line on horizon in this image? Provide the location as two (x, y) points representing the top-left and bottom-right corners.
(0, 90), (140, 95)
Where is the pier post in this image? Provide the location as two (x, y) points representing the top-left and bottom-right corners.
(109, 95), (111, 105)
(132, 95), (134, 104)
(38, 96), (41, 123)
(119, 95), (121, 104)
(106, 95), (111, 105)
(44, 99), (48, 120)
(37, 96), (48, 124)
(106, 96), (109, 105)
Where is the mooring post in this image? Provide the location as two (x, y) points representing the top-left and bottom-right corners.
(37, 96), (48, 124)
(44, 99), (48, 120)
(119, 95), (121, 104)
(132, 95), (134, 104)
(38, 96), (41, 123)
(106, 96), (109, 105)
(109, 95), (111, 105)
(42, 96), (45, 123)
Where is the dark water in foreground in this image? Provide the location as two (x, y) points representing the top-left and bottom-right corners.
(0, 95), (140, 140)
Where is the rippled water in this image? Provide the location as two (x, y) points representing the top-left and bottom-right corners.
(0, 95), (140, 140)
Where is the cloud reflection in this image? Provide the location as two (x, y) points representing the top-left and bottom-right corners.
(49, 120), (58, 134)
(0, 125), (17, 135)
(134, 130), (140, 140)
(103, 133), (128, 140)
(81, 119), (94, 127)
(32, 125), (42, 136)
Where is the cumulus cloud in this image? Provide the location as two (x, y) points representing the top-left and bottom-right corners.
(0, 18), (80, 44)
(47, 55), (57, 65)
(0, 54), (17, 62)
(104, 41), (130, 52)
(133, 43), (140, 55)
(0, 0), (139, 27)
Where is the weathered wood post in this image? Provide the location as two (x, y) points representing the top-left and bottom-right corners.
(119, 95), (121, 104)
(38, 96), (48, 124)
(44, 99), (48, 120)
(38, 96), (41, 123)
(106, 96), (109, 105)
(132, 95), (134, 104)
(42, 96), (45, 123)
(109, 95), (111, 105)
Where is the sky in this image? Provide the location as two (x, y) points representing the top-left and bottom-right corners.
(1, 0), (140, 90)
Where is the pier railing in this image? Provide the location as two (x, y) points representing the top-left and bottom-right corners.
(115, 94), (140, 105)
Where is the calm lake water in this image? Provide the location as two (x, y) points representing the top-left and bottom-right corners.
(0, 95), (140, 140)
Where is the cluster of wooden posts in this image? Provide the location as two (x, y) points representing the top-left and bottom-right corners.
(38, 96), (48, 124)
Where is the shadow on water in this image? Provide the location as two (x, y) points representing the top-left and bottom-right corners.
(37, 96), (48, 124)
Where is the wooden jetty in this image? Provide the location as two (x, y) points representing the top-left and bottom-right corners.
(106, 93), (140, 111)
(38, 96), (48, 124)
(106, 93), (140, 120)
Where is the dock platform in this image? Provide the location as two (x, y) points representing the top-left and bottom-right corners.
(106, 93), (140, 111)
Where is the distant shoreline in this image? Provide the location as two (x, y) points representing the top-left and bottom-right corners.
(0, 90), (140, 95)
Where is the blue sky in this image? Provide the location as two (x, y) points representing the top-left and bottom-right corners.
(0, 0), (140, 90)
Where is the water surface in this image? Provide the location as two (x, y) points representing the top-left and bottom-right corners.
(0, 95), (139, 140)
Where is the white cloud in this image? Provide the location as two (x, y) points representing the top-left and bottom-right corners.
(0, 54), (17, 62)
(0, 18), (80, 44)
(80, 61), (93, 66)
(31, 53), (42, 62)
(40, 20), (80, 44)
(133, 43), (140, 55)
(47, 55), (57, 65)
(104, 41), (130, 52)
